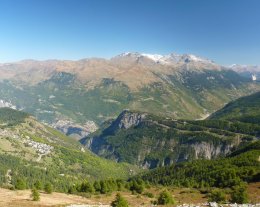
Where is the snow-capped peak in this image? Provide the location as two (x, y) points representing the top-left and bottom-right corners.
(114, 52), (215, 65)
(141, 53), (164, 62)
(188, 54), (205, 62)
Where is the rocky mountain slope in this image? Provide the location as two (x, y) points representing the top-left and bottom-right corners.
(81, 106), (259, 168)
(0, 52), (260, 136)
(135, 140), (260, 188)
(229, 64), (260, 81)
(0, 108), (136, 192)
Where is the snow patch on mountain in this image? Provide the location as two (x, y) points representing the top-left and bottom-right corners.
(0, 100), (16, 109)
(115, 52), (215, 65)
(141, 53), (163, 62)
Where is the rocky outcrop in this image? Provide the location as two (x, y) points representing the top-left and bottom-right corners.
(191, 142), (234, 159)
(113, 110), (146, 130)
(51, 119), (98, 140)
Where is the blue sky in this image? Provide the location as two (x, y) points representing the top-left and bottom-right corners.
(0, 0), (260, 65)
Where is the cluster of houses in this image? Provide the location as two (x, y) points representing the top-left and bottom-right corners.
(24, 137), (53, 155)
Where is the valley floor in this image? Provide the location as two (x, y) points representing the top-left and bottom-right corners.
(0, 182), (259, 207)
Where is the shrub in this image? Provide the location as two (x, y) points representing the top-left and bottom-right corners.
(34, 180), (43, 190)
(230, 184), (248, 204)
(143, 191), (154, 198)
(208, 189), (226, 203)
(93, 180), (101, 192)
(31, 188), (40, 201)
(111, 193), (129, 207)
(80, 181), (94, 193)
(44, 183), (53, 194)
(15, 179), (26, 190)
(68, 185), (77, 194)
(130, 181), (144, 194)
(157, 190), (175, 205)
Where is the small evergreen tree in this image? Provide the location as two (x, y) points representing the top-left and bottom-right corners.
(208, 189), (226, 203)
(31, 188), (40, 201)
(130, 180), (144, 194)
(68, 185), (77, 194)
(34, 180), (43, 190)
(116, 179), (124, 191)
(157, 190), (175, 205)
(230, 184), (248, 204)
(111, 193), (129, 207)
(100, 180), (109, 194)
(44, 183), (53, 194)
(80, 181), (94, 193)
(15, 179), (26, 190)
(93, 180), (101, 192)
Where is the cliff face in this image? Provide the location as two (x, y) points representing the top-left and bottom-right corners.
(117, 111), (146, 129)
(191, 141), (234, 159)
(82, 111), (250, 169)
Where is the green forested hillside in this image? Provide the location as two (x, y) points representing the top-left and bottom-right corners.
(82, 109), (258, 168)
(209, 91), (260, 124)
(134, 140), (260, 188)
(0, 107), (28, 126)
(0, 108), (137, 192)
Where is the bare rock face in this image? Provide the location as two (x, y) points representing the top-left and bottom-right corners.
(116, 110), (146, 129)
(191, 142), (234, 159)
(51, 119), (98, 140)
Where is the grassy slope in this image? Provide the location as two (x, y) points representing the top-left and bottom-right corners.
(0, 108), (138, 192)
(209, 91), (260, 124)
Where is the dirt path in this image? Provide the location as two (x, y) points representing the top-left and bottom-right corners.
(0, 188), (99, 207)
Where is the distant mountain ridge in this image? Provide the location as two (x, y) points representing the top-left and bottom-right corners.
(0, 52), (260, 136)
(0, 52), (239, 88)
(229, 64), (260, 81)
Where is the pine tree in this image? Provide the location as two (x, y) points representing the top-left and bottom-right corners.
(31, 188), (40, 201)
(208, 189), (226, 203)
(34, 180), (43, 190)
(44, 183), (53, 194)
(111, 193), (129, 207)
(93, 180), (101, 192)
(230, 184), (248, 204)
(15, 179), (26, 190)
(80, 181), (94, 193)
(157, 190), (175, 205)
(100, 180), (109, 194)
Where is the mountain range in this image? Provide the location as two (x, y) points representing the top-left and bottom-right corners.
(0, 52), (260, 140)
(0, 52), (259, 205)
(230, 64), (260, 80)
